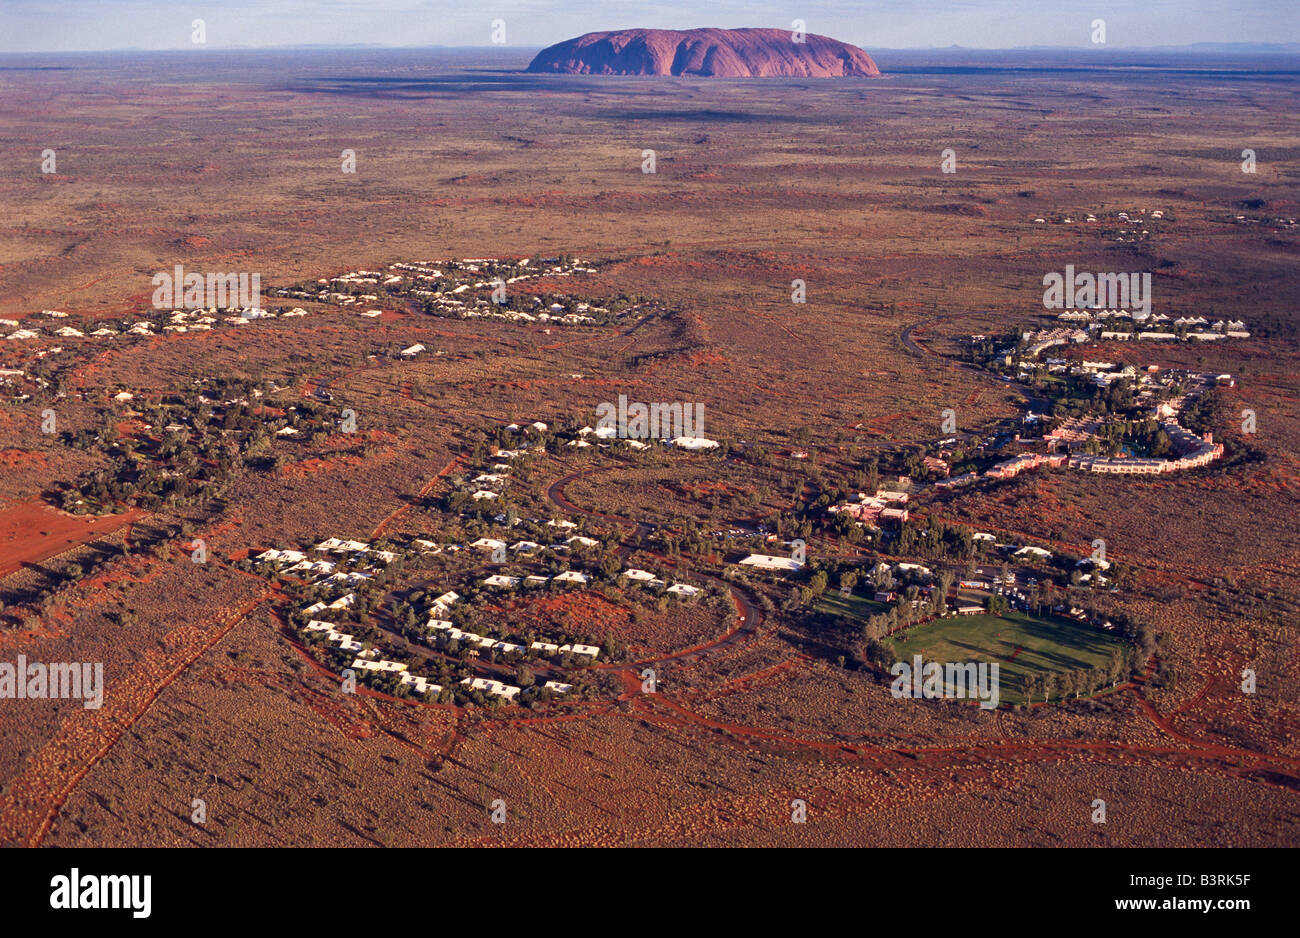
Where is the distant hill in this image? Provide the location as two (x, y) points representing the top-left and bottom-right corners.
(526, 27), (881, 78)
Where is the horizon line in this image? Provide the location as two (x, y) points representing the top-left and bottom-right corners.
(2, 41), (1299, 56)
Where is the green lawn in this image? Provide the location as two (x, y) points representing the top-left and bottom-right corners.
(885, 611), (1127, 706)
(813, 589), (889, 624)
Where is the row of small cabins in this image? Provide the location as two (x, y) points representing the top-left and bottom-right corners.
(284, 258), (590, 294)
(469, 535), (600, 555)
(309, 629), (574, 702)
(468, 535), (699, 589)
(4, 307), (309, 342)
(305, 258), (595, 294)
(469, 423), (719, 505)
(426, 621), (599, 662)
(459, 435), (529, 502)
(459, 432), (701, 526)
(570, 424), (720, 451)
(283, 257), (604, 325)
(257, 538), (399, 590)
(423, 588), (601, 657)
(1021, 319), (1250, 359)
(1056, 310), (1251, 340)
(459, 426), (712, 506)
(260, 530), (593, 572)
(302, 614), (578, 704)
(1035, 209), (1167, 223)
(479, 564), (701, 597)
(258, 544), (586, 701)
(1098, 329), (1251, 342)
(302, 623), (456, 696)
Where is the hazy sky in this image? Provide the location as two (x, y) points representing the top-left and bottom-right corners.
(1, 0), (1295, 53)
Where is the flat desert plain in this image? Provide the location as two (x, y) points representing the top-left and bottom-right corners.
(0, 47), (1297, 846)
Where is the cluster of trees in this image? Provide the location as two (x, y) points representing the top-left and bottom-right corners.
(891, 517), (988, 560)
(63, 379), (328, 515)
(1083, 416), (1174, 458)
(1050, 375), (1140, 418)
(4, 517), (215, 624)
(787, 558), (957, 658)
(1180, 388), (1230, 436)
(857, 574), (956, 642)
(1021, 646), (1135, 705)
(961, 330), (1021, 367)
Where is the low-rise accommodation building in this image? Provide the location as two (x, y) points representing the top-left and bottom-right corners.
(737, 554), (804, 573)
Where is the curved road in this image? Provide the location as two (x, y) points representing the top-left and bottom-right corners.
(545, 465), (763, 672)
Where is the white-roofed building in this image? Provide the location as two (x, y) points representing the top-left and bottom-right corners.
(399, 673), (441, 695)
(350, 657), (409, 673)
(737, 554), (804, 572)
(667, 436), (720, 450)
(459, 677), (521, 700)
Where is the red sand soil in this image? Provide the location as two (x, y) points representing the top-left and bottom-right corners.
(0, 499), (142, 579)
(0, 450), (50, 469)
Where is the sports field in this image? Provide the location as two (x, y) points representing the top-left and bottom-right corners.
(885, 611), (1128, 706)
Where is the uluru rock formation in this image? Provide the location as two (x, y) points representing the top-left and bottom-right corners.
(526, 28), (881, 78)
